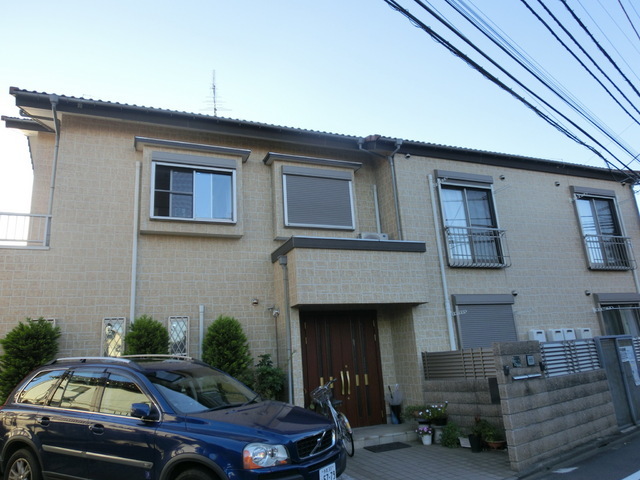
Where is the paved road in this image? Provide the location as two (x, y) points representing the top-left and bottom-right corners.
(531, 430), (640, 480)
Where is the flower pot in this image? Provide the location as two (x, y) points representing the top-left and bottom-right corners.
(421, 435), (433, 445)
(468, 434), (483, 453)
(433, 426), (444, 444)
(485, 440), (506, 450)
(432, 416), (448, 426)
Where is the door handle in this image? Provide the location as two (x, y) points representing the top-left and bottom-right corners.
(89, 424), (105, 435)
(36, 416), (50, 427)
(346, 371), (351, 395)
(340, 371), (345, 395)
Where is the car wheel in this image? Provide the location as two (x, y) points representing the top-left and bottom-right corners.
(5, 449), (42, 480)
(174, 467), (215, 480)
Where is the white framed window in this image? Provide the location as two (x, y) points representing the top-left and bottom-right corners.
(168, 316), (189, 356)
(282, 166), (355, 230)
(151, 152), (237, 223)
(102, 317), (126, 357)
(595, 293), (640, 336)
(436, 170), (509, 268)
(573, 187), (633, 270)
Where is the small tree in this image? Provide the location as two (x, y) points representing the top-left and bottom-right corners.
(124, 315), (169, 355)
(0, 318), (61, 402)
(250, 354), (286, 401)
(202, 315), (252, 379)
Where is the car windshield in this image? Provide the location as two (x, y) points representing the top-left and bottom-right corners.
(145, 364), (258, 414)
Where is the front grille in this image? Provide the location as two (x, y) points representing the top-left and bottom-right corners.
(295, 428), (335, 458)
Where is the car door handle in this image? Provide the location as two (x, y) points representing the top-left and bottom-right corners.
(89, 424), (105, 435)
(36, 416), (50, 427)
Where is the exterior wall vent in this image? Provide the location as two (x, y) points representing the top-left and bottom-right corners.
(359, 232), (389, 240)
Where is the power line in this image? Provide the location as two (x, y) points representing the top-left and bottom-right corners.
(559, 0), (640, 102)
(381, 0), (640, 181)
(382, 0), (639, 181)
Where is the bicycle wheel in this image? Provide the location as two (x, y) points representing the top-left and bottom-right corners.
(337, 412), (355, 457)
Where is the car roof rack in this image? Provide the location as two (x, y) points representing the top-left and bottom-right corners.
(49, 356), (133, 365)
(121, 354), (194, 362)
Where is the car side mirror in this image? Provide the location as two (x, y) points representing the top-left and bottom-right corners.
(131, 403), (158, 421)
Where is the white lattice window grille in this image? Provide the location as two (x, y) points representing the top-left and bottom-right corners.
(44, 318), (57, 327)
(102, 317), (126, 357)
(168, 316), (189, 356)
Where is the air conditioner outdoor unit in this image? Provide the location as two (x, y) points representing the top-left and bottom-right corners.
(562, 328), (576, 340)
(358, 232), (389, 240)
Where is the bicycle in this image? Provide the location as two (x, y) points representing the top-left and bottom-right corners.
(311, 377), (355, 457)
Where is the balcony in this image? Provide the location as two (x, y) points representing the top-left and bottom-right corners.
(271, 236), (428, 306)
(584, 234), (636, 270)
(0, 212), (50, 248)
(444, 226), (510, 268)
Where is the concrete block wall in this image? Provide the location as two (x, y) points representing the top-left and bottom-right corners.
(421, 340), (618, 472)
(422, 378), (502, 433)
(494, 342), (618, 472)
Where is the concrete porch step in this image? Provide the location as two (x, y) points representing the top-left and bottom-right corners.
(351, 423), (416, 450)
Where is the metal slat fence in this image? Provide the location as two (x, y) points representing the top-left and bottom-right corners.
(422, 348), (496, 379)
(423, 339), (604, 380)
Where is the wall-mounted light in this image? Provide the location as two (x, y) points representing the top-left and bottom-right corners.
(511, 290), (518, 296)
(499, 175), (506, 180)
(555, 181), (561, 187)
(251, 298), (259, 306)
(585, 290), (591, 296)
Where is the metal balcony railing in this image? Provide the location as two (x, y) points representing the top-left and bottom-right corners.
(583, 234), (635, 270)
(444, 226), (510, 268)
(0, 212), (50, 248)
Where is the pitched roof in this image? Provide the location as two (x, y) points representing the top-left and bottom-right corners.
(5, 87), (634, 183)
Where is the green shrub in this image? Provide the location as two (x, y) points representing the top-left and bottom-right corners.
(202, 315), (252, 379)
(440, 421), (461, 448)
(249, 354), (286, 400)
(124, 315), (169, 355)
(0, 318), (61, 402)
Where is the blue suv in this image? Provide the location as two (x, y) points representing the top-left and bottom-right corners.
(0, 356), (347, 480)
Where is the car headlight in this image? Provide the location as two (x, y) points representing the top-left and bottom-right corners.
(243, 443), (290, 469)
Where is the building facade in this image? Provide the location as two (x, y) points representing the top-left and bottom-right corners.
(1, 87), (639, 428)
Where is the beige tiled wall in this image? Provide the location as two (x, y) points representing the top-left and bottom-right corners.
(1, 112), (639, 410)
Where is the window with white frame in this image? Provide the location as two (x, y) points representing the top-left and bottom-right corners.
(282, 166), (355, 229)
(102, 317), (126, 357)
(595, 293), (640, 336)
(573, 187), (633, 270)
(168, 316), (189, 355)
(436, 170), (508, 268)
(151, 151), (236, 223)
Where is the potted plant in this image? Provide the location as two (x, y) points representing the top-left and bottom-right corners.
(415, 425), (434, 445)
(402, 405), (428, 423)
(468, 417), (485, 452)
(430, 401), (449, 426)
(470, 417), (506, 451)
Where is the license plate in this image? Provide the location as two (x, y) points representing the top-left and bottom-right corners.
(319, 463), (336, 480)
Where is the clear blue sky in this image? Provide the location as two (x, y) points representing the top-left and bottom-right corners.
(1, 0), (638, 212)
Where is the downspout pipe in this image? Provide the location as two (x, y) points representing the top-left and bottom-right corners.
(279, 255), (294, 404)
(199, 304), (205, 359)
(129, 161), (142, 323)
(47, 95), (61, 246)
(358, 138), (404, 240)
(429, 174), (457, 350)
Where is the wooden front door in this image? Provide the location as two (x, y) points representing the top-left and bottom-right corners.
(301, 310), (385, 428)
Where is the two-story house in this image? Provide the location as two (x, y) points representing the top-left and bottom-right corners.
(2, 87), (638, 428)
